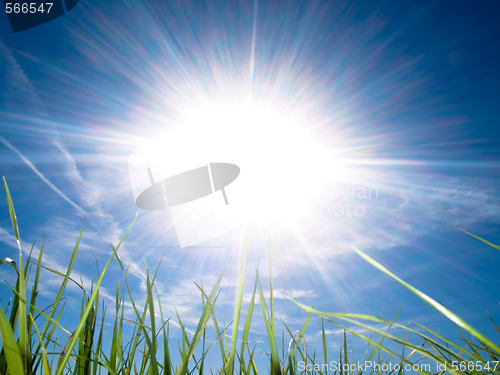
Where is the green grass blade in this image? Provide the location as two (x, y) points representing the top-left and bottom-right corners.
(175, 270), (224, 375)
(93, 305), (106, 375)
(194, 281), (227, 366)
(361, 307), (403, 370)
(290, 297), (484, 367)
(3, 177), (20, 246)
(29, 313), (51, 375)
(54, 222), (135, 375)
(488, 311), (500, 336)
(176, 309), (188, 360)
(282, 316), (311, 373)
(223, 315), (229, 363)
(0, 257), (18, 273)
(38, 218), (86, 354)
(29, 237), (44, 324)
(27, 262), (86, 293)
(322, 318), (327, 374)
(290, 299), (475, 375)
(110, 214), (138, 273)
(54, 271), (117, 375)
(270, 235), (275, 339)
(451, 225), (500, 251)
(0, 303), (24, 374)
(320, 317), (436, 375)
(3, 177), (28, 369)
(411, 321), (484, 362)
(145, 265), (159, 375)
(228, 241), (247, 374)
(154, 278), (172, 375)
(240, 276), (258, 374)
(343, 330), (348, 374)
(121, 270), (151, 375)
(257, 274), (281, 375)
(352, 245), (500, 354)
(109, 283), (124, 374)
(246, 344), (258, 375)
(165, 323), (172, 375)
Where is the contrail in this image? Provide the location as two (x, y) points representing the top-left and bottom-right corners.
(0, 134), (86, 216)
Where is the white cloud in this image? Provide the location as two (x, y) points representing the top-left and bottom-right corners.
(0, 135), (86, 216)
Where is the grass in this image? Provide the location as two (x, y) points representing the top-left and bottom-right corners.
(0, 176), (499, 374)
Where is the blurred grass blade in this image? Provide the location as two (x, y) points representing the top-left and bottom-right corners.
(270, 234), (275, 339)
(351, 245), (500, 354)
(307, 312), (437, 375)
(288, 298), (479, 372)
(451, 225), (500, 251)
(0, 304), (24, 374)
(322, 318), (327, 373)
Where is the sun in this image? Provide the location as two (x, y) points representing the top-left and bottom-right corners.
(130, 100), (334, 232)
(175, 101), (331, 224)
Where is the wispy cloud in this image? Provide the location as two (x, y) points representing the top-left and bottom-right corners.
(0, 38), (127, 271)
(243, 288), (316, 305)
(0, 135), (86, 216)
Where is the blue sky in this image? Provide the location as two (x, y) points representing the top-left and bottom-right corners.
(1, 0), (500, 371)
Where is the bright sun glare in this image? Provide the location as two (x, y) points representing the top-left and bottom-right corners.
(135, 101), (333, 228)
